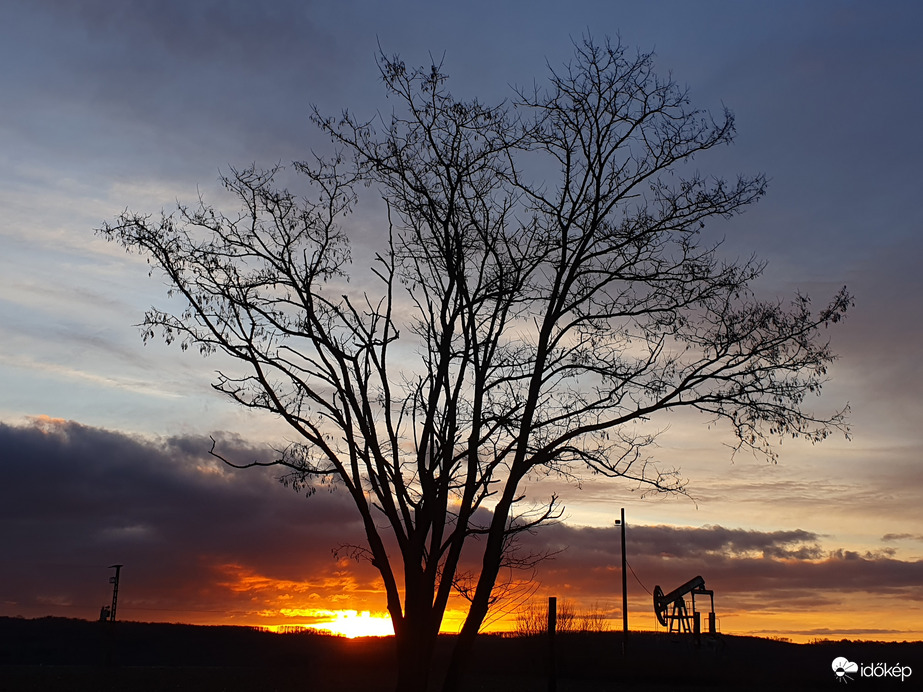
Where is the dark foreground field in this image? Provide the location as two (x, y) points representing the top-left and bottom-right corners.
(1, 617), (920, 691)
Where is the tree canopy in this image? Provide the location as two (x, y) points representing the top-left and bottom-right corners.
(101, 37), (850, 692)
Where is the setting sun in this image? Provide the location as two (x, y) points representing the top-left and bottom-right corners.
(311, 610), (394, 638)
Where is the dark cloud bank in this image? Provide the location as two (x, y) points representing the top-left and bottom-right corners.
(0, 418), (368, 622)
(524, 523), (923, 615)
(2, 419), (921, 630)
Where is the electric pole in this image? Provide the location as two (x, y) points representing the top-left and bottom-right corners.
(108, 564), (122, 622)
(615, 508), (627, 651)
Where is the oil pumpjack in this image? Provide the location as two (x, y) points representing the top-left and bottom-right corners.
(652, 575), (716, 636)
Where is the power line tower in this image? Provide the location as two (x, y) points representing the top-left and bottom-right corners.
(99, 564), (123, 622)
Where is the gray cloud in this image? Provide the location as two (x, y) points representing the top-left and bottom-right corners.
(516, 522), (923, 617)
(0, 0), (353, 182)
(882, 533), (923, 542)
(528, 523), (824, 564)
(0, 418), (370, 621)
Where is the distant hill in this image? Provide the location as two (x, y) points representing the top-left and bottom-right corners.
(1, 616), (920, 690)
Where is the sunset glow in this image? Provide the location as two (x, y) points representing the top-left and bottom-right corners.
(310, 610), (395, 638)
(260, 610), (396, 637)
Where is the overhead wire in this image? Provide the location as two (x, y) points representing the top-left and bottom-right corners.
(625, 559), (652, 595)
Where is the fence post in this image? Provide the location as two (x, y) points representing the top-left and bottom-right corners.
(547, 596), (557, 692)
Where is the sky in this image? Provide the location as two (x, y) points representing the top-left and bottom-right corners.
(1, 0), (922, 642)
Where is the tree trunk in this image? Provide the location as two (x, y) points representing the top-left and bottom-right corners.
(394, 628), (435, 692)
(440, 498), (514, 692)
(441, 627), (474, 692)
(392, 570), (440, 692)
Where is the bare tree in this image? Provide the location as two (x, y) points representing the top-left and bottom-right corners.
(514, 599), (548, 637)
(100, 37), (850, 692)
(579, 602), (611, 633)
(514, 597), (577, 636)
(514, 598), (611, 636)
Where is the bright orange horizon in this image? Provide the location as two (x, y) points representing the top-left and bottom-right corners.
(114, 602), (923, 645)
(105, 559), (923, 644)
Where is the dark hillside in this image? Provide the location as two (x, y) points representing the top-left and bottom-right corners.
(1, 617), (920, 691)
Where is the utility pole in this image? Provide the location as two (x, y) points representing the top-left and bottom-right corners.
(615, 508), (627, 651)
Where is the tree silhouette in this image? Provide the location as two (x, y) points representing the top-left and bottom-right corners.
(100, 37), (850, 692)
